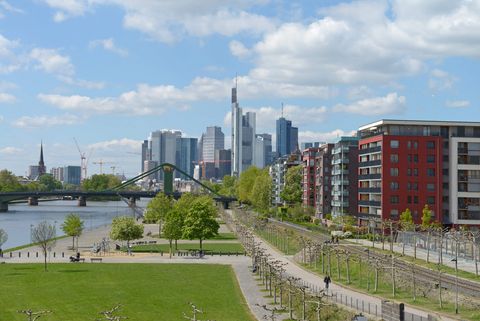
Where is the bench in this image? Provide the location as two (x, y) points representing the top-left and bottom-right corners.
(90, 258), (103, 263)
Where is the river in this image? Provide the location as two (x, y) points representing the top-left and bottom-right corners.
(0, 199), (149, 249)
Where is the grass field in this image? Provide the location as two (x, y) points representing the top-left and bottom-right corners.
(131, 242), (245, 253)
(0, 264), (255, 321)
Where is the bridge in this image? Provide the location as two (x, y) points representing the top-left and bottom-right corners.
(0, 162), (237, 212)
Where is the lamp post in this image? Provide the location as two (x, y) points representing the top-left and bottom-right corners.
(451, 258), (459, 314)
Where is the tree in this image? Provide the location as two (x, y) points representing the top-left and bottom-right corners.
(400, 208), (414, 255)
(61, 213), (84, 251)
(219, 175), (237, 197)
(32, 221), (56, 271)
(251, 169), (272, 214)
(280, 165), (302, 205)
(237, 166), (261, 203)
(0, 228), (7, 250)
(0, 169), (23, 192)
(421, 204), (432, 228)
(110, 216), (144, 255)
(182, 196), (219, 250)
(163, 209), (185, 257)
(81, 174), (121, 191)
(144, 192), (173, 237)
(38, 174), (62, 191)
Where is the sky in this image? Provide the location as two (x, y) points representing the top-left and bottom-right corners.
(0, 0), (479, 177)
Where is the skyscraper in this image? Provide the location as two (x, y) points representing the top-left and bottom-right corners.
(276, 117), (298, 157)
(141, 139), (149, 172)
(231, 85), (256, 176)
(180, 137), (198, 178)
(254, 133), (272, 168)
(202, 126), (224, 163)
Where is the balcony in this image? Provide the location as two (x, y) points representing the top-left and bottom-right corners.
(358, 200), (381, 207)
(332, 169), (349, 176)
(359, 159), (381, 167)
(332, 190), (349, 197)
(331, 179), (349, 185)
(332, 158), (349, 165)
(332, 201), (349, 207)
(333, 146), (350, 154)
(358, 187), (381, 193)
(358, 173), (381, 180)
(359, 146), (382, 155)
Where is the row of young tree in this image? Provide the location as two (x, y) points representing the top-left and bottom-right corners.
(143, 193), (220, 256)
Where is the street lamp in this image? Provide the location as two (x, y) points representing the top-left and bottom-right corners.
(451, 258), (458, 314)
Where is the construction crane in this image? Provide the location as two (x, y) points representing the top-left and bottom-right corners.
(92, 159), (115, 175)
(74, 138), (94, 181)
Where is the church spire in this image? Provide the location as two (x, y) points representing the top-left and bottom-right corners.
(38, 141), (46, 176)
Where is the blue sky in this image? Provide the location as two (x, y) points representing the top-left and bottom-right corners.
(0, 0), (479, 177)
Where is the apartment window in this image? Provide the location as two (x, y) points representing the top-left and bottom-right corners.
(390, 182), (399, 190)
(414, 154), (419, 163)
(413, 141), (418, 149)
(407, 168), (411, 176)
(390, 209), (399, 219)
(390, 140), (399, 148)
(427, 183), (435, 191)
(390, 195), (399, 204)
(427, 141), (435, 149)
(427, 168), (435, 177)
(413, 168), (418, 176)
(407, 195), (412, 203)
(427, 155), (435, 163)
(414, 196), (419, 204)
(427, 196), (435, 205)
(390, 154), (399, 163)
(390, 168), (399, 176)
(407, 141), (412, 149)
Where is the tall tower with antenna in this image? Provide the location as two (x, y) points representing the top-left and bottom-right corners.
(231, 76), (242, 177)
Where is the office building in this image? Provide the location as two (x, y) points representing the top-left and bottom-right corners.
(215, 149), (231, 179)
(202, 126), (224, 163)
(301, 142), (324, 151)
(254, 134), (273, 169)
(180, 137), (198, 178)
(276, 117), (298, 157)
(141, 140), (149, 172)
(63, 166), (81, 185)
(331, 136), (359, 217)
(144, 160), (158, 180)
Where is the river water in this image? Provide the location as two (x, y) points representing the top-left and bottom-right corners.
(0, 199), (149, 249)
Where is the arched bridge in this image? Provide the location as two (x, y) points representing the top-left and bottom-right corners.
(0, 163), (237, 212)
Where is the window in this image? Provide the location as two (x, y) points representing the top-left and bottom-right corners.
(390, 182), (399, 190)
(390, 154), (399, 163)
(427, 155), (435, 163)
(427, 141), (435, 149)
(414, 154), (419, 163)
(413, 168), (418, 176)
(407, 195), (412, 203)
(390, 140), (399, 148)
(427, 196), (435, 205)
(427, 183), (435, 191)
(442, 155), (448, 162)
(413, 141), (418, 149)
(412, 182), (418, 191)
(390, 195), (399, 204)
(390, 168), (399, 176)
(427, 168), (435, 177)
(407, 168), (412, 176)
(390, 209), (399, 219)
(407, 141), (412, 149)
(414, 196), (419, 204)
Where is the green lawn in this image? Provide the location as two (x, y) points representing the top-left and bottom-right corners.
(131, 242), (245, 253)
(210, 232), (237, 240)
(0, 264), (255, 321)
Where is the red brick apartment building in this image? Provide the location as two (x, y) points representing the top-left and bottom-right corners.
(358, 120), (480, 226)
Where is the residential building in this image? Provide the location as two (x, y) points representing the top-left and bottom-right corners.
(50, 167), (64, 182)
(276, 117), (298, 157)
(314, 144), (334, 217)
(63, 166), (81, 185)
(356, 120), (478, 225)
(270, 151), (302, 206)
(301, 142), (324, 151)
(331, 136), (359, 217)
(302, 147), (319, 209)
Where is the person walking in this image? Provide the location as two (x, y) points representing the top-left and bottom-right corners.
(324, 275), (331, 295)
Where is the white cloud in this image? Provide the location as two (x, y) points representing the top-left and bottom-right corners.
(0, 146), (23, 154)
(446, 100), (470, 108)
(89, 38), (128, 57)
(299, 129), (357, 144)
(229, 40), (251, 59)
(333, 93), (406, 116)
(0, 33), (21, 73)
(12, 114), (84, 128)
(41, 0), (275, 42)
(88, 138), (142, 151)
(428, 68), (456, 91)
(0, 1), (23, 17)
(347, 86), (373, 100)
(0, 92), (15, 103)
(38, 75), (335, 115)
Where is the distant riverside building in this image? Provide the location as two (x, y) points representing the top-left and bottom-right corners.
(276, 117), (298, 157)
(254, 134), (273, 169)
(28, 166), (40, 180)
(331, 136), (359, 217)
(231, 86), (256, 176)
(63, 166), (81, 185)
(180, 137), (198, 179)
(50, 167), (64, 182)
(144, 160), (158, 180)
(357, 119), (480, 226)
(200, 126), (225, 179)
(301, 142), (324, 151)
(141, 139), (149, 172)
(270, 151), (302, 206)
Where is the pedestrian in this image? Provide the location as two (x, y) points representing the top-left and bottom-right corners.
(324, 275), (331, 294)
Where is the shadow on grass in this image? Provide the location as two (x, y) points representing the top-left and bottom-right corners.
(57, 269), (90, 273)
(13, 266), (35, 270)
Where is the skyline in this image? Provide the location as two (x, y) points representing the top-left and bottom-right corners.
(1, 0), (479, 176)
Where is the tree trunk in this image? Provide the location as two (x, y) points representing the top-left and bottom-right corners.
(158, 220), (162, 238)
(200, 238), (203, 251)
(175, 239), (178, 251)
(169, 239), (172, 259)
(72, 236), (75, 250)
(43, 249), (47, 272)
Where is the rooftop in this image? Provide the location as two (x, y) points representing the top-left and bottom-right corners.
(359, 119), (480, 131)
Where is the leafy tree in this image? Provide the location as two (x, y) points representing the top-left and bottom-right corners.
(421, 204), (433, 228)
(144, 192), (173, 237)
(400, 208), (413, 227)
(61, 213), (84, 251)
(174, 193), (197, 214)
(38, 174), (62, 191)
(182, 196), (219, 250)
(0, 170), (23, 192)
(251, 169), (272, 214)
(32, 221), (56, 271)
(163, 208), (185, 257)
(0, 228), (8, 250)
(219, 175), (237, 197)
(280, 165), (303, 205)
(81, 174), (121, 191)
(110, 216), (144, 255)
(237, 166), (261, 203)
(201, 180), (221, 194)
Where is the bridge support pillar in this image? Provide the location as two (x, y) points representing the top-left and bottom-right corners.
(163, 165), (174, 194)
(223, 201), (230, 209)
(78, 196), (87, 207)
(28, 197), (39, 206)
(129, 197), (136, 207)
(0, 201), (8, 212)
